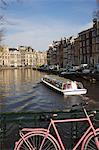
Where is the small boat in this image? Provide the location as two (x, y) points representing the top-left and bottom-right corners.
(41, 75), (87, 96)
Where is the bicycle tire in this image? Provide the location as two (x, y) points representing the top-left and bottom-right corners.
(81, 130), (99, 150)
(14, 131), (61, 150)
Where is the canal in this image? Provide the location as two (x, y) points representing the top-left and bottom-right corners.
(0, 68), (99, 113)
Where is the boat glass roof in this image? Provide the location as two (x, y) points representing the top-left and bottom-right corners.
(44, 75), (72, 83)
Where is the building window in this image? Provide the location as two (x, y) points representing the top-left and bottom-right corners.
(86, 39), (90, 46)
(96, 44), (99, 52)
(97, 29), (99, 36)
(92, 38), (96, 44)
(92, 30), (96, 37)
(96, 36), (99, 44)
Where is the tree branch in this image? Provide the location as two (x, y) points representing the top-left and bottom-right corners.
(1, 0), (8, 6)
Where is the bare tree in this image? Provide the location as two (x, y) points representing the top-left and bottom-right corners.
(0, 14), (5, 43)
(93, 10), (99, 20)
(1, 0), (7, 5)
(0, 0), (21, 44)
(0, 0), (7, 44)
(93, 0), (99, 20)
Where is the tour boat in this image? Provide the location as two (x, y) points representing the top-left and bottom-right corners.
(41, 75), (87, 96)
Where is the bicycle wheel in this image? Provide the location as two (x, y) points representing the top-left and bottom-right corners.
(14, 132), (61, 150)
(82, 132), (99, 150)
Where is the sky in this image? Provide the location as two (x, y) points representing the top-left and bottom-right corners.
(0, 0), (98, 51)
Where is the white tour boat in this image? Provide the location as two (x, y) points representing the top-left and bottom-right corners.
(41, 75), (87, 96)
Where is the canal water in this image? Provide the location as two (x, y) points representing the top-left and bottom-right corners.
(0, 69), (99, 113)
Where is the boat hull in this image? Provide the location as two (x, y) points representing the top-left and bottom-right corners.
(63, 89), (87, 96)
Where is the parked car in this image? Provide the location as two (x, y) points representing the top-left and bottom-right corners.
(82, 65), (94, 74)
(68, 66), (78, 72)
(60, 69), (68, 75)
(82, 69), (91, 74)
(95, 64), (99, 72)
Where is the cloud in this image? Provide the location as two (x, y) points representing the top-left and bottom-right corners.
(3, 16), (93, 51)
(80, 22), (93, 31)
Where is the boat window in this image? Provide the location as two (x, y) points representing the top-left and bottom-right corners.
(63, 83), (66, 90)
(44, 77), (63, 89)
(67, 83), (72, 89)
(77, 82), (83, 89)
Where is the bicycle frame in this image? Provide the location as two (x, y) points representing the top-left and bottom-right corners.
(15, 107), (99, 150)
(45, 108), (98, 150)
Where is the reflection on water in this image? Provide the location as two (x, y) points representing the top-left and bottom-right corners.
(0, 69), (42, 85)
(0, 69), (99, 113)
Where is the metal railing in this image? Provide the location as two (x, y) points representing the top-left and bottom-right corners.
(0, 110), (99, 150)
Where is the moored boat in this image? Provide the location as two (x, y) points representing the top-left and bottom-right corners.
(41, 75), (87, 96)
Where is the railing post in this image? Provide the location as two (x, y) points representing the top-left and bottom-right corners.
(71, 113), (78, 148)
(0, 114), (6, 149)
